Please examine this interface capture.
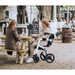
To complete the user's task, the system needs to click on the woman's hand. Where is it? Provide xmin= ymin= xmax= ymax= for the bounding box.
xmin=30 ymin=34 xmax=35 ymax=38
xmin=33 ymin=40 xmax=38 ymax=43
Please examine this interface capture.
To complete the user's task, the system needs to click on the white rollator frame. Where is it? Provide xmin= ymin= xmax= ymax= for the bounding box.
xmin=33 ymin=33 xmax=55 ymax=63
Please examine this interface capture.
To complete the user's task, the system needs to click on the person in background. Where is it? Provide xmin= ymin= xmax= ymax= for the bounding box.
xmin=56 ymin=17 xmax=58 ymax=22
xmin=5 ymin=20 xmax=23 ymax=64
xmin=69 ymin=18 xmax=72 ymax=23
xmin=60 ymin=18 xmax=62 ymax=22
xmin=72 ymin=17 xmax=74 ymax=21
xmin=52 ymin=20 xmax=54 ymax=23
xmin=58 ymin=18 xmax=63 ymax=28
xmin=62 ymin=18 xmax=66 ymax=26
xmin=63 ymin=19 xmax=66 ymax=23
xmin=66 ymin=20 xmax=73 ymax=28
xmin=71 ymin=19 xmax=74 ymax=25
xmin=74 ymin=18 xmax=75 ymax=26
xmin=26 ymin=19 xmax=51 ymax=63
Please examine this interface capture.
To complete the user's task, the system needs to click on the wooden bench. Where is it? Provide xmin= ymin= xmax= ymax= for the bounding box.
xmin=0 ymin=44 xmax=29 ymax=64
xmin=0 ymin=35 xmax=32 ymax=64
xmin=0 ymin=44 xmax=5 ymax=47
xmin=0 ymin=44 xmax=28 ymax=47
xmin=0 ymin=48 xmax=28 ymax=64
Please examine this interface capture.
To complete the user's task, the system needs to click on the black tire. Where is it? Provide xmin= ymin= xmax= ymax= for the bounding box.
xmin=33 ymin=55 xmax=36 ymax=60
xmin=35 ymin=56 xmax=39 ymax=63
xmin=40 ymin=52 xmax=46 ymax=61
xmin=45 ymin=53 xmax=55 ymax=63
xmin=33 ymin=55 xmax=39 ymax=63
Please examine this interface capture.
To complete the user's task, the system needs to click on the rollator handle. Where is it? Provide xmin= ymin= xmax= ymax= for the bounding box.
xmin=44 ymin=32 xmax=51 ymax=35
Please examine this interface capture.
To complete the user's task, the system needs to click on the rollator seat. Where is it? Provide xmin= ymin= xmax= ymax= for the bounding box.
xmin=34 ymin=46 xmax=44 ymax=50
xmin=42 ymin=33 xmax=54 ymax=47
xmin=34 ymin=33 xmax=54 ymax=50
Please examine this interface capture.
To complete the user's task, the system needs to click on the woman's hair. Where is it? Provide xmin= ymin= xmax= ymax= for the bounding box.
xmin=41 ymin=19 xmax=50 ymax=27
xmin=7 ymin=20 xmax=16 ymax=29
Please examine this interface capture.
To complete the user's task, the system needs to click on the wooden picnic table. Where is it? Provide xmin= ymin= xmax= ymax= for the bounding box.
xmin=0 ymin=35 xmax=32 ymax=49
xmin=56 ymin=28 xmax=61 ymax=32
xmin=0 ymin=35 xmax=32 ymax=64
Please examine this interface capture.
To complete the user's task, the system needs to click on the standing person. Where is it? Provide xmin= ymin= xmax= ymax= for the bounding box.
xmin=5 ymin=20 xmax=22 ymax=63
xmin=62 ymin=18 xmax=66 ymax=26
xmin=71 ymin=19 xmax=74 ymax=26
xmin=26 ymin=19 xmax=51 ymax=63
xmin=57 ymin=18 xmax=63 ymax=28
xmin=63 ymin=19 xmax=66 ymax=23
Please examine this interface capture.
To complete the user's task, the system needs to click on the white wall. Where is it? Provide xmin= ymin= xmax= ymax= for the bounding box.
xmin=26 ymin=6 xmax=38 ymax=23
xmin=6 ymin=6 xmax=38 ymax=23
xmin=6 ymin=5 xmax=17 ymax=22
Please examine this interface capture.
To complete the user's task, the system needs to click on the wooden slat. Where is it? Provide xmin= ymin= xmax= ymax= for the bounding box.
xmin=18 ymin=49 xmax=28 ymax=53
xmin=0 ymin=49 xmax=28 ymax=53
xmin=0 ymin=36 xmax=32 ymax=40
xmin=0 ymin=44 xmax=28 ymax=47
xmin=0 ymin=44 xmax=5 ymax=47
xmin=0 ymin=49 xmax=14 ymax=51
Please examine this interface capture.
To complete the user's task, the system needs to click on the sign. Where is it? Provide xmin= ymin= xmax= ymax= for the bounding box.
xmin=33 ymin=21 xmax=39 ymax=34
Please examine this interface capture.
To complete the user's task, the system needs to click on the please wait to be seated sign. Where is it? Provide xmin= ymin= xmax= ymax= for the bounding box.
xmin=33 ymin=21 xmax=39 ymax=34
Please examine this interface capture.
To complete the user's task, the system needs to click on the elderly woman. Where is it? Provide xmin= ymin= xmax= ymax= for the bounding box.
xmin=5 ymin=20 xmax=22 ymax=63
xmin=26 ymin=19 xmax=51 ymax=63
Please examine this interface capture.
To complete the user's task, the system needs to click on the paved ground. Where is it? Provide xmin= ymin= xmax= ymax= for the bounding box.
xmin=0 ymin=40 xmax=75 ymax=69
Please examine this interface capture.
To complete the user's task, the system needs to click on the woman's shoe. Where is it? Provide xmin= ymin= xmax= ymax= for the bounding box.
xmin=26 ymin=58 xmax=33 ymax=63
xmin=25 ymin=56 xmax=30 ymax=61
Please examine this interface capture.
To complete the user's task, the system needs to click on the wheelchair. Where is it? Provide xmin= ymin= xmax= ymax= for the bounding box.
xmin=32 ymin=32 xmax=55 ymax=63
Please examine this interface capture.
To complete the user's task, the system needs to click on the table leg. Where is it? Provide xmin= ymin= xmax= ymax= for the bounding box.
xmin=28 ymin=39 xmax=32 ymax=56
xmin=28 ymin=41 xmax=30 ymax=56
xmin=5 ymin=22 xmax=7 ymax=34
xmin=20 ymin=55 xmax=23 ymax=64
xmin=22 ymin=40 xmax=26 ymax=50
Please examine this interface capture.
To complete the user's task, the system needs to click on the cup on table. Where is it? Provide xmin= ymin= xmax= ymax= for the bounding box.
xmin=20 ymin=34 xmax=23 ymax=38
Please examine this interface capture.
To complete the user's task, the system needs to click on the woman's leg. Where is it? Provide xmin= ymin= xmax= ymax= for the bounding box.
xmin=28 ymin=41 xmax=33 ymax=56
xmin=26 ymin=42 xmax=37 ymax=63
xmin=29 ymin=42 xmax=37 ymax=58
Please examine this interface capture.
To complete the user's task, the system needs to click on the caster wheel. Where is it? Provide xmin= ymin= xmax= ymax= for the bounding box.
xmin=40 ymin=52 xmax=46 ymax=61
xmin=33 ymin=55 xmax=39 ymax=63
xmin=45 ymin=53 xmax=55 ymax=63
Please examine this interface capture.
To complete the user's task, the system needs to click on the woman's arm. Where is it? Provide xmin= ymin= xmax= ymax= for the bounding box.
xmin=30 ymin=29 xmax=43 ymax=38
xmin=13 ymin=30 xmax=22 ymax=41
xmin=34 ymin=29 xmax=43 ymax=38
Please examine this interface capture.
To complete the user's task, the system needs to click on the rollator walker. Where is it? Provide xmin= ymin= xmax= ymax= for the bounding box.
xmin=32 ymin=32 xmax=55 ymax=63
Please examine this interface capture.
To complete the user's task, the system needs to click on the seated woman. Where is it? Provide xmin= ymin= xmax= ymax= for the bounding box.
xmin=26 ymin=19 xmax=51 ymax=63
xmin=5 ymin=20 xmax=22 ymax=63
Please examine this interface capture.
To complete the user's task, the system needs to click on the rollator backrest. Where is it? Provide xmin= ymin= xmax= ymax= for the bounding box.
xmin=44 ymin=32 xmax=54 ymax=47
xmin=47 ymin=34 xmax=54 ymax=46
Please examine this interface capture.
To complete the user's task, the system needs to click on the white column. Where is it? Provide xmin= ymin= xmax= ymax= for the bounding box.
xmin=53 ymin=5 xmax=57 ymax=34
xmin=30 ymin=5 xmax=32 ymax=24
xmin=26 ymin=24 xmax=28 ymax=36
xmin=53 ymin=5 xmax=56 ymax=22
xmin=67 ymin=5 xmax=69 ymax=25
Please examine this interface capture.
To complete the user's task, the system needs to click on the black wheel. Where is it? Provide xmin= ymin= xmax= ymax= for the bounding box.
xmin=33 ymin=55 xmax=39 ymax=63
xmin=40 ymin=52 xmax=46 ymax=61
xmin=33 ymin=55 xmax=36 ymax=60
xmin=45 ymin=53 xmax=55 ymax=63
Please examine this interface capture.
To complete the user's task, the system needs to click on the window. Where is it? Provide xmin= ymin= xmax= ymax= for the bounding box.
xmin=5 ymin=11 xmax=9 ymax=18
